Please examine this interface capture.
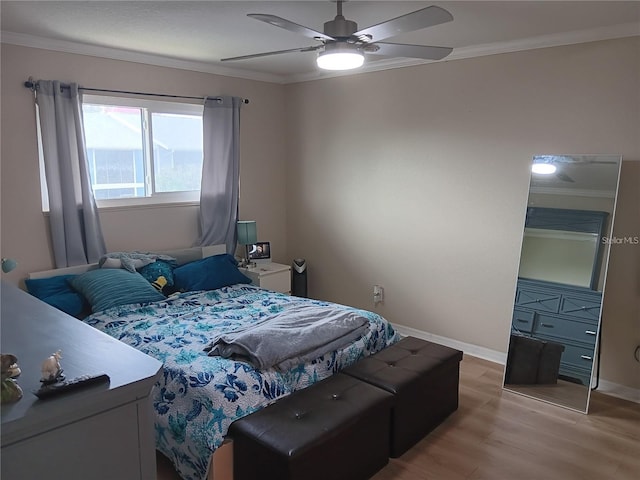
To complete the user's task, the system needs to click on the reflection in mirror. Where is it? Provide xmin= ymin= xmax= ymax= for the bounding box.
xmin=520 ymin=228 xmax=599 ymax=287
xmin=503 ymin=154 xmax=622 ymax=413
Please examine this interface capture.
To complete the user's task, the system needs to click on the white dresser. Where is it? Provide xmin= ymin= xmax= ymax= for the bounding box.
xmin=1 ymin=282 xmax=162 ymax=479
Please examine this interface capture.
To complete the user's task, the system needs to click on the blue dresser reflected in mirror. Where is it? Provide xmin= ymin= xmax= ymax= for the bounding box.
xmin=511 ymin=279 xmax=601 ymax=386
xmin=511 ymin=207 xmax=607 ymax=386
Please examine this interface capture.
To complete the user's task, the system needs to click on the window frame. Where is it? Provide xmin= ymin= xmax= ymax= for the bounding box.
xmin=81 ymin=94 xmax=204 ymax=209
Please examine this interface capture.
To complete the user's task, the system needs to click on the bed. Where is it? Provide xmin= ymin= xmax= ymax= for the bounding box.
xmin=27 ymin=246 xmax=399 ymax=480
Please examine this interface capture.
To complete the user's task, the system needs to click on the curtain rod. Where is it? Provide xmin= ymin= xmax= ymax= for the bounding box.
xmin=23 ymin=78 xmax=249 ymax=104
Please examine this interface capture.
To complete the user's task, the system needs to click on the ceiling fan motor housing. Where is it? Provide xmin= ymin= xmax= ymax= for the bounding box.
xmin=324 ymin=16 xmax=358 ymax=38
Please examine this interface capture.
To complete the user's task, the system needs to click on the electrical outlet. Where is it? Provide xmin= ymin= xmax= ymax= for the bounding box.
xmin=373 ymin=285 xmax=384 ymax=305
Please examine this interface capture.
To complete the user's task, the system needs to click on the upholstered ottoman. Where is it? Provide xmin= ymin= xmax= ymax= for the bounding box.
xmin=229 ymin=373 xmax=393 ymax=480
xmin=343 ymin=336 xmax=463 ymax=457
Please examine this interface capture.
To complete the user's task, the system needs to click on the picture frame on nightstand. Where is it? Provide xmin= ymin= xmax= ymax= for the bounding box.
xmin=248 ymin=242 xmax=271 ymax=264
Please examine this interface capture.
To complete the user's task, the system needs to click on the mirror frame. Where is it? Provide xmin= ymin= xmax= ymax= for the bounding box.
xmin=503 ymin=154 xmax=622 ymax=413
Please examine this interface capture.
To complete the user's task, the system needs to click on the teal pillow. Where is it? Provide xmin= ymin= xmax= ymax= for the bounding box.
xmin=139 ymin=260 xmax=175 ymax=291
xmin=70 ymin=269 xmax=165 ymax=312
xmin=25 ymin=274 xmax=89 ymax=317
xmin=173 ymin=254 xmax=251 ymax=292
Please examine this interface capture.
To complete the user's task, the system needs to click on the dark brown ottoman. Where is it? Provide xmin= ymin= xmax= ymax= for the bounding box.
xmin=343 ymin=336 xmax=463 ymax=457
xmin=229 ymin=373 xmax=393 ymax=480
xmin=505 ymin=334 xmax=565 ymax=385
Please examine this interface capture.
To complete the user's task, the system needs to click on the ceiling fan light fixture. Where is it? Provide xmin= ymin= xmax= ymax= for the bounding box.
xmin=317 ymin=43 xmax=364 ymax=70
xmin=532 ymin=163 xmax=557 ymax=175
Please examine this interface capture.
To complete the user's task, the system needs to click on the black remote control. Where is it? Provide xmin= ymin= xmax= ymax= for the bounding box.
xmin=34 ymin=373 xmax=110 ymax=399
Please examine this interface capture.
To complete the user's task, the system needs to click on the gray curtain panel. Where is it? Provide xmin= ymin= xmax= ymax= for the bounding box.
xmin=195 ymin=96 xmax=243 ymax=253
xmin=36 ymin=80 xmax=106 ymax=267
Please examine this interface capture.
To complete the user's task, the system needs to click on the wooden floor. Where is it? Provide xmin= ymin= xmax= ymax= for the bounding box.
xmin=157 ymin=355 xmax=640 ymax=480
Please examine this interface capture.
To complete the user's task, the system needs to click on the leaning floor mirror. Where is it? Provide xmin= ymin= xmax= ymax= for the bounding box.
xmin=503 ymin=154 xmax=622 ymax=413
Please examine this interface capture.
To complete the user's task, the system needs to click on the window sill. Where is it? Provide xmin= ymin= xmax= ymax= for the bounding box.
xmin=96 ymin=200 xmax=200 ymax=212
xmin=42 ymin=199 xmax=199 ymax=215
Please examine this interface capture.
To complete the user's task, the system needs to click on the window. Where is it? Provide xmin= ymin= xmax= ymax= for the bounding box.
xmin=81 ymin=95 xmax=203 ymax=207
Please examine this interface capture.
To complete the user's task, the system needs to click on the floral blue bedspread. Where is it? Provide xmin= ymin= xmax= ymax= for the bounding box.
xmin=83 ymin=284 xmax=398 ymax=480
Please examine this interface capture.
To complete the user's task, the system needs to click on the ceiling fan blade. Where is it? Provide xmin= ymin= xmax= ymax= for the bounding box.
xmin=354 ymin=5 xmax=453 ymax=43
xmin=221 ymin=45 xmax=322 ymax=62
xmin=368 ymin=42 xmax=453 ymax=61
xmin=248 ymin=13 xmax=334 ymax=41
xmin=555 ymin=171 xmax=575 ymax=183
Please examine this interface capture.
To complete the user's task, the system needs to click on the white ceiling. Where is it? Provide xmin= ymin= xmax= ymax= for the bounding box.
xmin=529 ymin=156 xmax=622 ymax=198
xmin=2 ymin=1 xmax=639 ymax=83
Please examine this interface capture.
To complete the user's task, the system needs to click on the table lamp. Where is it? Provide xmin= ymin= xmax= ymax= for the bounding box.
xmin=237 ymin=221 xmax=257 ymax=268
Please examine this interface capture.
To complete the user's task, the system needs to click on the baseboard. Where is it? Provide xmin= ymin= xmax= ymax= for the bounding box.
xmin=391 ymin=322 xmax=640 ymax=404
xmin=595 ymin=379 xmax=640 ymax=404
xmin=391 ymin=323 xmax=507 ymax=365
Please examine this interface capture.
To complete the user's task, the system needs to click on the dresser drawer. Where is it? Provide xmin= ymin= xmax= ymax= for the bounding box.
xmin=240 ymin=263 xmax=292 ymax=294
xmin=558 ymin=362 xmax=592 ymax=386
xmin=515 ymin=288 xmax=560 ymax=313
xmin=559 ymin=294 xmax=602 ymax=321
xmin=560 ymin=343 xmax=596 ymax=370
xmin=534 ymin=334 xmax=596 ymax=385
xmin=533 ymin=314 xmax=598 ymax=345
xmin=259 ymin=271 xmax=291 ymax=293
xmin=511 ymin=309 xmax=534 ymax=333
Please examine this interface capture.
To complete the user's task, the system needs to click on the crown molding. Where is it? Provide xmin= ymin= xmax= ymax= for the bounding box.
xmin=529 ymin=186 xmax=616 ymax=199
xmin=287 ymin=21 xmax=640 ymax=83
xmin=0 ymin=31 xmax=288 ymax=84
xmin=2 ymin=22 xmax=639 ymax=85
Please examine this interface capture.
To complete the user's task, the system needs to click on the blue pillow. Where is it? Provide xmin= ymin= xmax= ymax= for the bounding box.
xmin=173 ymin=254 xmax=251 ymax=292
xmin=69 ymin=269 xmax=165 ymax=313
xmin=25 ymin=275 xmax=88 ymax=317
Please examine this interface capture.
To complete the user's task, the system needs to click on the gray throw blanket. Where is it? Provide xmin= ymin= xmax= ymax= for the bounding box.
xmin=204 ymin=304 xmax=369 ymax=370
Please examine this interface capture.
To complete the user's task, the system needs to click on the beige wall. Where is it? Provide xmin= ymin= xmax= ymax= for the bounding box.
xmin=1 ymin=38 xmax=638 ymax=392
xmin=603 ymin=161 xmax=640 ymax=388
xmin=1 ymin=44 xmax=288 ymax=278
xmin=285 ymin=37 xmax=640 ymax=390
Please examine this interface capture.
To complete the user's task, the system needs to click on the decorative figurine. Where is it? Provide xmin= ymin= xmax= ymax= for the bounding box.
xmin=1 ymin=353 xmax=23 ymax=404
xmin=41 ymin=350 xmax=64 ymax=384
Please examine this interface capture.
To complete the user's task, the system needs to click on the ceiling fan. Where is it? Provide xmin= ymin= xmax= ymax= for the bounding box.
xmin=221 ymin=1 xmax=454 ymax=71
xmin=532 ymin=155 xmax=617 ymax=183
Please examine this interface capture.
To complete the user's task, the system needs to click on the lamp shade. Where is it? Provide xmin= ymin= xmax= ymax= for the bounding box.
xmin=1 ymin=258 xmax=17 ymax=273
xmin=237 ymin=221 xmax=257 ymax=245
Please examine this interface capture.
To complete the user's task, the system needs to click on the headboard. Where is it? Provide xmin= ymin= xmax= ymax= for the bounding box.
xmin=28 ymin=245 xmax=226 ymax=279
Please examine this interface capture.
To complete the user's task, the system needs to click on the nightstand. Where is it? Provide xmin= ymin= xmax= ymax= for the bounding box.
xmin=240 ymin=262 xmax=291 ymax=294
